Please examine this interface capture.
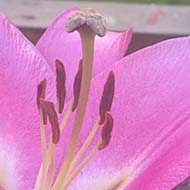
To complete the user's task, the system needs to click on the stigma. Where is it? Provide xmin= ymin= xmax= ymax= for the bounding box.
xmin=35 ymin=8 xmax=115 ymax=190
xmin=65 ymin=8 xmax=107 ymax=37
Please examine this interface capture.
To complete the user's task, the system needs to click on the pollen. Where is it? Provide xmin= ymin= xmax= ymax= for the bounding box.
xmin=40 ymin=99 xmax=60 ymax=144
xmin=72 ymin=59 xmax=83 ymax=112
xmin=99 ymin=71 xmax=115 ymax=125
xmin=55 ymin=59 xmax=66 ymax=114
xmin=98 ymin=112 xmax=114 ymax=150
xmin=37 ymin=78 xmax=47 ymax=124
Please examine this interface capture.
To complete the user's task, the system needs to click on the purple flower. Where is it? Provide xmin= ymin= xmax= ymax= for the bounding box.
xmin=0 ymin=7 xmax=190 ymax=190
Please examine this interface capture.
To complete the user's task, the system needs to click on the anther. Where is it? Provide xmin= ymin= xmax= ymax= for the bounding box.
xmin=55 ymin=59 xmax=66 ymax=114
xmin=37 ymin=79 xmax=47 ymax=124
xmin=98 ymin=112 xmax=113 ymax=150
xmin=40 ymin=99 xmax=60 ymax=144
xmin=53 ymin=9 xmax=107 ymax=189
xmin=72 ymin=59 xmax=83 ymax=112
xmin=99 ymin=71 xmax=115 ymax=125
xmin=65 ymin=8 xmax=107 ymax=37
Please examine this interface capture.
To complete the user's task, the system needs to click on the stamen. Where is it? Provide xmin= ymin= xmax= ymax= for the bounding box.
xmin=61 ymin=139 xmax=102 ymax=189
xmin=45 ymin=142 xmax=55 ymax=190
xmin=60 ymin=99 xmax=74 ymax=131
xmin=72 ymin=60 xmax=83 ymax=112
xmin=68 ymin=117 xmax=100 ymax=173
xmin=99 ymin=71 xmax=115 ymax=124
xmin=35 ymin=108 xmax=48 ymax=190
xmin=35 ymin=9 xmax=113 ymax=190
xmin=35 ymin=122 xmax=50 ymax=190
xmin=35 ymin=99 xmax=60 ymax=189
xmin=35 ymin=136 xmax=55 ymax=190
xmin=98 ymin=112 xmax=114 ymax=150
xmin=53 ymin=8 xmax=107 ymax=189
xmin=37 ymin=79 xmax=47 ymax=124
xmin=36 ymin=99 xmax=74 ymax=190
xmin=40 ymin=99 xmax=60 ymax=144
xmin=55 ymin=59 xmax=66 ymax=114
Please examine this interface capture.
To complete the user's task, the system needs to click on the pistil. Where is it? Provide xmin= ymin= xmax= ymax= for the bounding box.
xmin=53 ymin=9 xmax=107 ymax=189
xmin=35 ymin=8 xmax=117 ymax=190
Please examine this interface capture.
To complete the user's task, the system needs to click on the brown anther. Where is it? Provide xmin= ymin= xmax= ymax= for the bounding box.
xmin=37 ymin=79 xmax=47 ymax=124
xmin=40 ymin=99 xmax=60 ymax=144
xmin=98 ymin=112 xmax=113 ymax=150
xmin=55 ymin=59 xmax=66 ymax=114
xmin=99 ymin=71 xmax=115 ymax=125
xmin=72 ymin=59 xmax=83 ymax=112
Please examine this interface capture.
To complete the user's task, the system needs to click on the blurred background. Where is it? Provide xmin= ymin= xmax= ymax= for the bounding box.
xmin=0 ymin=0 xmax=189 ymax=54
xmin=69 ymin=0 xmax=190 ymax=5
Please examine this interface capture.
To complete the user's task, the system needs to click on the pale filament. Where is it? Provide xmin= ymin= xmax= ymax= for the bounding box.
xmin=68 ymin=117 xmax=100 ymax=174
xmin=61 ymin=138 xmax=102 ymax=189
xmin=35 ymin=109 xmax=48 ymax=190
xmin=53 ymin=26 xmax=96 ymax=190
xmin=45 ymin=142 xmax=55 ymax=190
xmin=36 ymin=99 xmax=73 ymax=190
xmin=35 ymin=9 xmax=113 ymax=190
xmin=36 ymin=100 xmax=102 ymax=190
xmin=60 ymin=99 xmax=74 ymax=131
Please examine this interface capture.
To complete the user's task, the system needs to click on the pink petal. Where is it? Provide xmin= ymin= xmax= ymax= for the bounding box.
xmin=66 ymin=37 xmax=190 ymax=190
xmin=0 ymin=14 xmax=55 ymax=190
xmin=36 ymin=7 xmax=133 ymax=100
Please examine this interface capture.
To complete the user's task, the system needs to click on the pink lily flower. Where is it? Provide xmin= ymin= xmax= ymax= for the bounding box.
xmin=0 ymin=6 xmax=190 ymax=190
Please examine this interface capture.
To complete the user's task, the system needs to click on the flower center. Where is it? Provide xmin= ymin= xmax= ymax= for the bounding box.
xmin=35 ymin=9 xmax=115 ymax=190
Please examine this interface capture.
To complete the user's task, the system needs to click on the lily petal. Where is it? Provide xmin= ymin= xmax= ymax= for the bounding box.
xmin=36 ymin=7 xmax=133 ymax=100
xmin=0 ymin=14 xmax=55 ymax=190
xmin=67 ymin=37 xmax=190 ymax=190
